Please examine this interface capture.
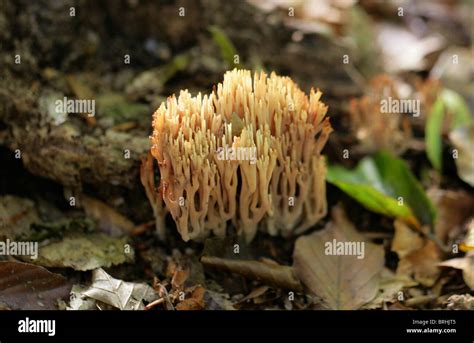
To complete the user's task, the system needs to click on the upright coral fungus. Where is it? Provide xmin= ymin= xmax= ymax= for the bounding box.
xmin=142 ymin=69 xmax=332 ymax=242
xmin=349 ymin=75 xmax=413 ymax=155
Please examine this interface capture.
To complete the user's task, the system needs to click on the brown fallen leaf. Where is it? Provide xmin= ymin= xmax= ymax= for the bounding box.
xmin=143 ymin=251 xmax=208 ymax=310
xmin=396 ymin=240 xmax=442 ymax=287
xmin=362 ymin=268 xmax=408 ymax=309
xmin=391 ymin=218 xmax=444 ymax=287
xmin=166 ymin=250 xmax=205 ymax=288
xmin=235 ymin=285 xmax=270 ymax=307
xmin=427 ymin=189 xmax=474 ymax=244
xmin=81 ymin=268 xmax=158 ymax=310
xmin=0 ymin=261 xmax=71 ymax=310
xmin=200 ymin=256 xmax=303 ymax=292
xmin=175 ymin=286 xmax=206 ymax=310
xmin=439 ymin=252 xmax=474 ymax=291
xmin=293 ymin=205 xmax=385 ymax=310
xmin=81 ymin=195 xmax=135 ymax=236
xmin=391 ymin=219 xmax=424 ymax=259
xmin=171 ymin=267 xmax=190 ymax=290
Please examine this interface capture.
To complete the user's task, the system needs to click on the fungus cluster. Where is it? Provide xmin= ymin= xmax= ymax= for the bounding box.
xmin=142 ymin=69 xmax=332 ymax=242
xmin=349 ymin=75 xmax=413 ymax=155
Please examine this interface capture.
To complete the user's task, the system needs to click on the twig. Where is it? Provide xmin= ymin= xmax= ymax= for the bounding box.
xmin=200 ymin=256 xmax=303 ymax=292
xmin=145 ymin=297 xmax=165 ymax=310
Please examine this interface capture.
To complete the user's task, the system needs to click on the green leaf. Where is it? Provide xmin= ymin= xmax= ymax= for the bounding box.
xmin=425 ymin=89 xmax=472 ymax=171
xmin=441 ymin=89 xmax=472 ymax=129
xmin=208 ymin=25 xmax=239 ymax=67
xmin=425 ymin=97 xmax=444 ymax=171
xmin=327 ymin=151 xmax=436 ymax=227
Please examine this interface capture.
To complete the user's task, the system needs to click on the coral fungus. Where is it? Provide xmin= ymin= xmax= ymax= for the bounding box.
xmin=349 ymin=75 xmax=413 ymax=155
xmin=142 ymin=69 xmax=332 ymax=242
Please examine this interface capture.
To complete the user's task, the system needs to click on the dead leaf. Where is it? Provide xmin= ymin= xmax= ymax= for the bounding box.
xmin=81 ymin=268 xmax=158 ymax=310
xmin=0 ymin=261 xmax=71 ymax=310
xmin=396 ymin=240 xmax=442 ymax=287
xmin=34 ymin=233 xmax=134 ymax=271
xmin=81 ymin=195 xmax=135 ymax=236
xmin=166 ymin=250 xmax=205 ymax=288
xmin=293 ymin=206 xmax=385 ymax=309
xmin=376 ymin=23 xmax=444 ymax=73
xmin=449 ymin=123 xmax=474 ymax=187
xmin=428 ymin=189 xmax=474 ymax=244
xmin=204 ymin=290 xmax=236 ymax=310
xmin=392 ymin=218 xmax=444 ymax=287
xmin=67 ymin=285 xmax=97 ymax=310
xmin=171 ymin=268 xmax=190 ymax=290
xmin=439 ymin=253 xmax=474 ymax=290
xmin=444 ymin=294 xmax=474 ymax=310
xmin=362 ymin=268 xmax=408 ymax=309
xmin=235 ymin=286 xmax=270 ymax=306
xmin=391 ymin=219 xmax=424 ymax=259
xmin=175 ymin=286 xmax=206 ymax=310
xmin=200 ymin=256 xmax=303 ymax=292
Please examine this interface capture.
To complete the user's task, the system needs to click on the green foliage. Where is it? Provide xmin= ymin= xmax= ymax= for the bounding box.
xmin=97 ymin=92 xmax=149 ymax=123
xmin=442 ymin=89 xmax=472 ymax=129
xmin=208 ymin=25 xmax=240 ymax=67
xmin=346 ymin=5 xmax=381 ymax=77
xmin=425 ymin=97 xmax=444 ymax=171
xmin=327 ymin=151 xmax=436 ymax=227
xmin=425 ymin=89 xmax=473 ymax=171
xmin=162 ymin=53 xmax=189 ymax=81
